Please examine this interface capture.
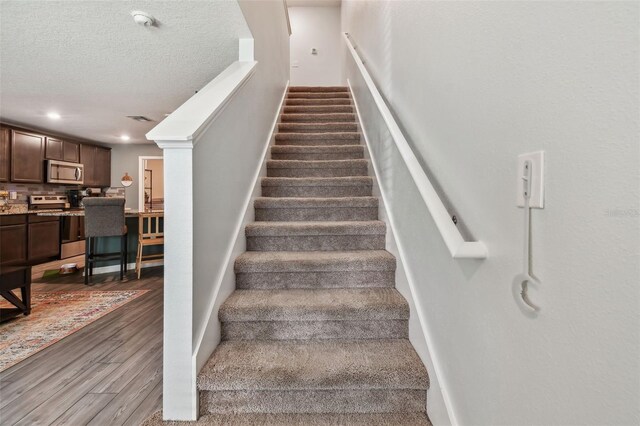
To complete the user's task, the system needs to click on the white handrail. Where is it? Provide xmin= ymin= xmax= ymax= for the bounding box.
xmin=344 ymin=33 xmax=487 ymax=259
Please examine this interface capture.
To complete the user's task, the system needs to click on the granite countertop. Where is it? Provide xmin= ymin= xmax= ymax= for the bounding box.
xmin=0 ymin=205 xmax=65 ymax=216
xmin=35 ymin=209 xmax=164 ymax=217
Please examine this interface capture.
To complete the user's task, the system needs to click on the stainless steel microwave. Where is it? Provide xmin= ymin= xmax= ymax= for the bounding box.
xmin=47 ymin=159 xmax=84 ymax=185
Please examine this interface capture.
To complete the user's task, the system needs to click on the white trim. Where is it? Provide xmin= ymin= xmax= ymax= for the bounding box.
xmin=343 ymin=33 xmax=487 ymax=260
xmin=88 ymin=260 xmax=163 ymax=276
xmin=138 ymin=156 xmax=163 ymax=212
xmin=349 ymin=79 xmax=458 ymax=426
xmin=192 ymin=81 xmax=290 ymax=371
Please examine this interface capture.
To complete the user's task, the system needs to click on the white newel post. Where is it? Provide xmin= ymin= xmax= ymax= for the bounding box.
xmin=154 ymin=140 xmax=198 ymax=420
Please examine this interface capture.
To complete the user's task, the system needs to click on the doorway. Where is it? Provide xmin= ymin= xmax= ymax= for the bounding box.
xmin=138 ymin=156 xmax=163 ymax=212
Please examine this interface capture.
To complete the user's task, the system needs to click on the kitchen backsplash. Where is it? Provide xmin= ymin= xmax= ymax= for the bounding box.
xmin=0 ymin=183 xmax=73 ymax=204
xmin=0 ymin=183 xmax=125 ymax=204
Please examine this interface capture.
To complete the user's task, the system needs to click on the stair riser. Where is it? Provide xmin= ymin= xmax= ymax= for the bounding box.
xmin=278 ymin=124 xmax=358 ymax=133
xmin=281 ymin=115 xmax=356 ymax=123
xmin=288 ymin=93 xmax=350 ymax=99
xmin=275 ymin=139 xmax=360 ymax=146
xmin=289 ymin=87 xmax=349 ymax=93
xmin=261 ymin=185 xmax=372 ymax=198
xmin=283 ymin=106 xmax=354 ymax=114
xmin=255 ymin=207 xmax=377 ymax=221
xmin=236 ymin=271 xmax=395 ymax=289
xmin=271 ymin=151 xmax=363 ymax=160
xmin=200 ymin=389 xmax=426 ymax=415
xmin=247 ymin=235 xmax=385 ymax=251
xmin=222 ymin=320 xmax=408 ymax=341
xmin=285 ymin=99 xmax=352 ymax=106
xmin=267 ymin=167 xmax=368 ymax=178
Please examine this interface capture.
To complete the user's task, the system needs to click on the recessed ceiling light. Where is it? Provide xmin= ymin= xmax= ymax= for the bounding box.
xmin=120 ymin=135 xmax=131 ymax=141
xmin=47 ymin=112 xmax=61 ymax=120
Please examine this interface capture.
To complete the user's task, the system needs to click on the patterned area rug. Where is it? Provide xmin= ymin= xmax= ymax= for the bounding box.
xmin=0 ymin=290 xmax=148 ymax=372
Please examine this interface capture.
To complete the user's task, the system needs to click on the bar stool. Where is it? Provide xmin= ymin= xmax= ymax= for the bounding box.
xmin=83 ymin=198 xmax=128 ymax=285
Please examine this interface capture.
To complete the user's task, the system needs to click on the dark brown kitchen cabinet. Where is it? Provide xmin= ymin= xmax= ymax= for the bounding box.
xmin=0 ymin=215 xmax=28 ymax=266
xmin=46 ymin=138 xmax=80 ymax=163
xmin=28 ymin=216 xmax=60 ymax=262
xmin=80 ymin=143 xmax=96 ymax=186
xmin=11 ymin=130 xmax=45 ymax=183
xmin=0 ymin=127 xmax=9 ymax=182
xmin=63 ymin=141 xmax=79 ymax=163
xmin=80 ymin=144 xmax=111 ymax=187
xmin=45 ymin=137 xmax=64 ymax=160
xmin=95 ymin=147 xmax=111 ymax=187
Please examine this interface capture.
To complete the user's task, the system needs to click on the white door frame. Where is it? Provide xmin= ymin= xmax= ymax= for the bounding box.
xmin=138 ymin=156 xmax=163 ymax=211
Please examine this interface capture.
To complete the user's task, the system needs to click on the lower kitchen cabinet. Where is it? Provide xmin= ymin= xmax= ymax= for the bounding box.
xmin=28 ymin=216 xmax=60 ymax=262
xmin=0 ymin=216 xmax=28 ymax=265
xmin=0 ymin=215 xmax=60 ymax=265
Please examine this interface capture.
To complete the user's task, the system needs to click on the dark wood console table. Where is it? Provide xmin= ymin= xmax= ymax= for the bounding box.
xmin=0 ymin=265 xmax=31 ymax=323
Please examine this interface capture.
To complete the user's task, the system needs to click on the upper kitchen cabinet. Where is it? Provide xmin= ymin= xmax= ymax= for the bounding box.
xmin=46 ymin=137 xmax=80 ymax=163
xmin=11 ymin=130 xmax=45 ymax=183
xmin=63 ymin=141 xmax=80 ymax=163
xmin=80 ymin=144 xmax=111 ymax=187
xmin=45 ymin=137 xmax=63 ymax=160
xmin=0 ymin=127 xmax=9 ymax=182
xmin=95 ymin=146 xmax=111 ymax=187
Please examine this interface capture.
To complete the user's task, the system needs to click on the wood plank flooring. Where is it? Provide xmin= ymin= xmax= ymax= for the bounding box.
xmin=0 ymin=268 xmax=163 ymax=426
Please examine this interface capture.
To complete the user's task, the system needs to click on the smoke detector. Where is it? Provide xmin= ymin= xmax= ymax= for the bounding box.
xmin=131 ymin=11 xmax=155 ymax=27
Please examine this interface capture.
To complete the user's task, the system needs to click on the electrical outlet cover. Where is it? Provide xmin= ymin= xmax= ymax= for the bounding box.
xmin=517 ymin=151 xmax=545 ymax=208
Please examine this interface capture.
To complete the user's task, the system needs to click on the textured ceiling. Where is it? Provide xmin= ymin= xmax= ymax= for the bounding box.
xmin=0 ymin=1 xmax=251 ymax=144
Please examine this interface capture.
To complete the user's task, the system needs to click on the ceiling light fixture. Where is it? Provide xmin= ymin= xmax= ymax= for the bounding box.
xmin=131 ymin=11 xmax=155 ymax=27
xmin=120 ymin=135 xmax=131 ymax=141
xmin=47 ymin=112 xmax=61 ymax=120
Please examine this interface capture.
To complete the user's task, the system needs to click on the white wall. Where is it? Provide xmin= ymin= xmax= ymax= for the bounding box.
xmin=289 ymin=6 xmax=343 ymax=86
xmin=342 ymin=2 xmax=640 ymax=426
xmin=191 ymin=0 xmax=290 ymax=371
xmin=109 ymin=143 xmax=163 ymax=209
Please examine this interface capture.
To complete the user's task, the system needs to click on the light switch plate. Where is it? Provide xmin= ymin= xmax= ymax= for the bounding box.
xmin=517 ymin=151 xmax=545 ymax=208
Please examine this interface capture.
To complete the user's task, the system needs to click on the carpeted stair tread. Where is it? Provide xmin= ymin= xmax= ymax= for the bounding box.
xmin=287 ymin=92 xmax=350 ymax=99
xmin=142 ymin=411 xmax=431 ymax=426
xmin=289 ymin=86 xmax=349 ymax=92
xmin=267 ymin=159 xmax=368 ymax=169
xmin=276 ymin=132 xmax=360 ymax=141
xmin=197 ymin=339 xmax=428 ymax=391
xmin=283 ymin=105 xmax=354 ymax=114
xmin=281 ymin=113 xmax=356 ymax=122
xmin=262 ymin=176 xmax=372 ymax=187
xmin=285 ymin=98 xmax=352 ymax=106
xmin=220 ymin=288 xmax=408 ymax=322
xmin=255 ymin=197 xmax=377 ymax=209
xmin=271 ymin=145 xmax=364 ymax=160
xmin=235 ymin=250 xmax=395 ymax=273
xmin=261 ymin=177 xmax=373 ymax=198
xmin=278 ymin=122 xmax=358 ymax=133
xmin=246 ymin=221 xmax=385 ymax=236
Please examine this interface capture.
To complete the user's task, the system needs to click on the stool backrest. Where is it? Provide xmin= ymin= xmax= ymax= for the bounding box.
xmin=83 ymin=197 xmax=126 ymax=237
xmin=139 ymin=212 xmax=164 ymax=241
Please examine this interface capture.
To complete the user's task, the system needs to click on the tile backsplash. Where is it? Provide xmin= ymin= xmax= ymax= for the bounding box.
xmin=0 ymin=183 xmax=73 ymax=204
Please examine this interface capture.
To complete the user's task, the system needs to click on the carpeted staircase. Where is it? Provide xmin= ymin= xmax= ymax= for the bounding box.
xmin=147 ymin=87 xmax=430 ymax=425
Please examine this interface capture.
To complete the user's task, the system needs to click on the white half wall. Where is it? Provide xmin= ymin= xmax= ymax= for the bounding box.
xmin=289 ymin=6 xmax=343 ymax=86
xmin=191 ymin=0 xmax=290 ymax=375
xmin=343 ymin=1 xmax=640 ymax=425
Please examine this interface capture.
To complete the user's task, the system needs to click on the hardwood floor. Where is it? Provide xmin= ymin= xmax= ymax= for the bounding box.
xmin=0 ymin=267 xmax=164 ymax=426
